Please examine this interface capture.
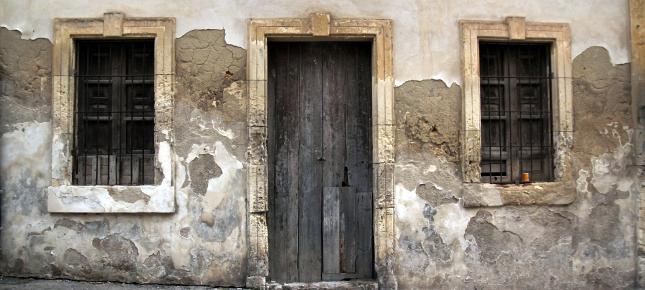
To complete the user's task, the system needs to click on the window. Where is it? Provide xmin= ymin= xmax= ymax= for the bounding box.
xmin=48 ymin=13 xmax=176 ymax=213
xmin=459 ymin=17 xmax=575 ymax=207
xmin=479 ymin=42 xmax=553 ymax=183
xmin=74 ymin=40 xmax=155 ymax=185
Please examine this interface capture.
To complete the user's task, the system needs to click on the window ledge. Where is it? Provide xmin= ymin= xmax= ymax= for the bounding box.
xmin=461 ymin=181 xmax=576 ymax=207
xmin=47 ymin=184 xmax=175 ymax=213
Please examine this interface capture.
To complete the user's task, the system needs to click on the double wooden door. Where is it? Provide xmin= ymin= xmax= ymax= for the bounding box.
xmin=267 ymin=41 xmax=373 ymax=283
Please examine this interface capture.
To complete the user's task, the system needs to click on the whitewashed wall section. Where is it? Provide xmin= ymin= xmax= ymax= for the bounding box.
xmin=0 ymin=0 xmax=630 ymax=85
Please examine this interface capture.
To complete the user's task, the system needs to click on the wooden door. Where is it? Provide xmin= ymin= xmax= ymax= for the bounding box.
xmin=267 ymin=41 xmax=373 ymax=283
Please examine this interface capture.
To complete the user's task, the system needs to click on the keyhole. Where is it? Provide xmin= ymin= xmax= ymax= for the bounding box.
xmin=342 ymin=166 xmax=349 ymax=187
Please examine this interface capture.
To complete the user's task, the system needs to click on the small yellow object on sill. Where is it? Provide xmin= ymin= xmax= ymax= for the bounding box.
xmin=521 ymin=172 xmax=530 ymax=184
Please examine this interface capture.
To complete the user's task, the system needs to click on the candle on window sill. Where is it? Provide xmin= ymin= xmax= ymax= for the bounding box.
xmin=521 ymin=172 xmax=530 ymax=184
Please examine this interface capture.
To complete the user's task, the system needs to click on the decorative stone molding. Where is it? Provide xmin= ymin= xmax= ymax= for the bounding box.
xmin=631 ymin=1 xmax=645 ymax=286
xmin=631 ymin=0 xmax=645 ymax=166
xmin=459 ymin=17 xmax=575 ymax=206
xmin=47 ymin=12 xmax=176 ymax=213
xmin=246 ymin=12 xmax=396 ymax=289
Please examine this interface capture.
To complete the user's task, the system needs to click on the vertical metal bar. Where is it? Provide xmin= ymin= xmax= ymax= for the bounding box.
xmin=117 ymin=46 xmax=125 ymax=184
xmin=140 ymin=76 xmax=144 ymax=184
xmin=141 ymin=43 xmax=145 ymax=184
xmin=540 ymin=46 xmax=545 ymax=179
xmin=128 ymin=43 xmax=134 ymax=185
xmin=486 ymin=47 xmax=490 ymax=182
xmin=506 ymin=45 xmax=512 ymax=183
xmin=497 ymin=45 xmax=503 ymax=183
xmin=516 ymin=45 xmax=522 ymax=183
xmin=117 ymin=42 xmax=122 ymax=185
xmin=73 ymin=44 xmax=77 ymax=185
xmin=529 ymin=47 xmax=541 ymax=178
xmin=484 ymin=45 xmax=490 ymax=182
xmin=140 ymin=42 xmax=145 ymax=184
xmin=83 ymin=43 xmax=90 ymax=185
xmin=486 ymin=47 xmax=493 ymax=183
xmin=107 ymin=42 xmax=112 ymax=185
xmin=94 ymin=42 xmax=101 ymax=185
xmin=480 ymin=44 xmax=485 ymax=182
xmin=546 ymin=44 xmax=554 ymax=181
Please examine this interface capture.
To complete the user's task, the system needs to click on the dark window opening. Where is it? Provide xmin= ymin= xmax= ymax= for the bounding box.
xmin=479 ymin=42 xmax=553 ymax=184
xmin=73 ymin=39 xmax=155 ymax=185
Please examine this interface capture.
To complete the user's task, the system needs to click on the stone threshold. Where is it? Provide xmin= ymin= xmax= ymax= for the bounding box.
xmin=266 ymin=280 xmax=378 ymax=290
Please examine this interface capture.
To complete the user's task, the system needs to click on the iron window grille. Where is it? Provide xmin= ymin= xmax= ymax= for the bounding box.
xmin=479 ymin=42 xmax=554 ymax=184
xmin=73 ymin=39 xmax=155 ymax=185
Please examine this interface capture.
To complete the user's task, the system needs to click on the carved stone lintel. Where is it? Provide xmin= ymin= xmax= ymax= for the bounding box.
xmin=506 ymin=16 xmax=526 ymax=40
xmin=311 ymin=12 xmax=331 ymax=36
xmin=103 ymin=12 xmax=124 ymax=37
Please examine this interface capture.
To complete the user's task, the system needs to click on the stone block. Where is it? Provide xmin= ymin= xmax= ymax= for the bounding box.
xmin=103 ymin=12 xmax=124 ymax=37
xmin=506 ymin=16 xmax=526 ymax=40
xmin=248 ymin=164 xmax=268 ymax=213
xmin=311 ymin=12 xmax=331 ymax=36
xmin=248 ymin=126 xmax=267 ymax=166
xmin=375 ymin=162 xmax=394 ymax=208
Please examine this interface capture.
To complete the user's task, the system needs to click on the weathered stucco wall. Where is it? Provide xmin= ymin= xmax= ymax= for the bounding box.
xmin=394 ymin=47 xmax=640 ymax=289
xmin=0 ymin=27 xmax=249 ymax=287
xmin=0 ymin=1 xmax=642 ymax=289
xmin=0 ymin=0 xmax=630 ymax=85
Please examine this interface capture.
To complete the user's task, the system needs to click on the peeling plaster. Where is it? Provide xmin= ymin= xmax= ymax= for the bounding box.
xmin=0 ymin=0 xmax=630 ymax=85
xmin=1 ymin=121 xmax=52 ymax=189
xmin=392 ymin=46 xmax=639 ymax=289
xmin=433 ymin=203 xmax=476 ymax=251
xmin=186 ymin=141 xmax=244 ymax=230
xmin=0 ymin=3 xmax=640 ymax=286
xmin=46 ymin=140 xmax=176 ymax=213
xmin=1 ymin=27 xmax=248 ymax=286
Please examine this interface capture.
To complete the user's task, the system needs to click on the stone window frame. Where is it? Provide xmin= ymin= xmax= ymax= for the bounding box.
xmin=47 ymin=12 xmax=176 ymax=213
xmin=245 ymin=12 xmax=396 ymax=288
xmin=460 ymin=17 xmax=576 ymax=207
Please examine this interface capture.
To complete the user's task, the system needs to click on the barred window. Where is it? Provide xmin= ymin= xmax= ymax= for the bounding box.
xmin=73 ymin=39 xmax=155 ymax=185
xmin=479 ymin=42 xmax=553 ymax=184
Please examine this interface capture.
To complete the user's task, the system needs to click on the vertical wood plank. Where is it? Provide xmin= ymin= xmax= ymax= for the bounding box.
xmin=298 ymin=42 xmax=323 ymax=282
xmin=267 ymin=42 xmax=280 ymax=282
xmin=132 ymin=156 xmax=140 ymax=185
xmin=345 ymin=42 xmax=373 ymax=277
xmin=323 ymin=187 xmax=340 ymax=274
xmin=338 ymin=45 xmax=357 ymax=274
xmin=356 ymin=191 xmax=374 ymax=277
xmin=268 ymin=42 xmax=301 ymax=282
xmin=284 ymin=43 xmax=301 ymax=282
xmin=340 ymin=186 xmax=357 ymax=273
xmin=109 ymin=155 xmax=117 ymax=185
xmin=322 ymin=42 xmax=346 ymax=190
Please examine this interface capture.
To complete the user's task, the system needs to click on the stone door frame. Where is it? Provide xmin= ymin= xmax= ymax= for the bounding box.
xmin=245 ymin=12 xmax=396 ymax=289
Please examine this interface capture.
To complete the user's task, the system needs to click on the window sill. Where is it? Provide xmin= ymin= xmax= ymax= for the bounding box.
xmin=47 ymin=184 xmax=175 ymax=213
xmin=461 ymin=181 xmax=576 ymax=207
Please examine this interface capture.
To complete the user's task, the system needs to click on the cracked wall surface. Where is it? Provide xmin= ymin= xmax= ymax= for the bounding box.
xmin=0 ymin=29 xmax=51 ymax=134
xmin=0 ymin=11 xmax=642 ymax=290
xmin=0 ymin=27 xmax=248 ymax=287
xmin=394 ymin=47 xmax=640 ymax=289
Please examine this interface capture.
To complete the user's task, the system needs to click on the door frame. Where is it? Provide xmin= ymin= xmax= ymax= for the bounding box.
xmin=246 ymin=12 xmax=395 ymax=289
